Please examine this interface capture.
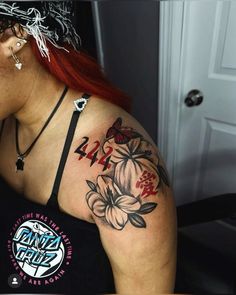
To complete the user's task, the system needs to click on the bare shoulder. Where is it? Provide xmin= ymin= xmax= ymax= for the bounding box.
xmin=61 ymin=96 xmax=175 ymax=224
xmin=76 ymin=95 xmax=156 ymax=146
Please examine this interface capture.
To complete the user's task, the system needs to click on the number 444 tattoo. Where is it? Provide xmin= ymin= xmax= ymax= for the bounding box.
xmin=75 ymin=137 xmax=113 ymax=171
xmin=76 ymin=117 xmax=170 ymax=231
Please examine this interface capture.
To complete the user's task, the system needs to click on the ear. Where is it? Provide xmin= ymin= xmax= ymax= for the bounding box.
xmin=0 ymin=26 xmax=28 ymax=58
xmin=0 ymin=36 xmax=28 ymax=58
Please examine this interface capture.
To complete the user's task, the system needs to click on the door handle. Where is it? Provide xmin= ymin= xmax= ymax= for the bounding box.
xmin=185 ymin=89 xmax=204 ymax=107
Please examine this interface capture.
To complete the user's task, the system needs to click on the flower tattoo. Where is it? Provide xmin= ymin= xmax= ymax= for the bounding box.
xmin=86 ymin=175 xmax=157 ymax=230
xmin=82 ymin=118 xmax=170 ymax=230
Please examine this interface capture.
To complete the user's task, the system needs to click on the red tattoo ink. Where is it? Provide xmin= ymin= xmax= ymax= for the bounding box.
xmin=75 ymin=138 xmax=113 ymax=170
xmin=136 ymin=170 xmax=158 ymax=198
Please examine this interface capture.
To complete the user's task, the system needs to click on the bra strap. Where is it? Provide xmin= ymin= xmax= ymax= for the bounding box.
xmin=47 ymin=93 xmax=91 ymax=210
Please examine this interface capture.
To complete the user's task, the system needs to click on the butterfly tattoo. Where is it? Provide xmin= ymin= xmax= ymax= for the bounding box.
xmin=106 ymin=117 xmax=141 ymax=144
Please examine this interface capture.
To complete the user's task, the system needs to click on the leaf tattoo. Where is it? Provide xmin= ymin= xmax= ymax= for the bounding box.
xmin=128 ymin=214 xmax=146 ymax=228
xmin=157 ymin=165 xmax=170 ymax=187
xmin=86 ymin=180 xmax=97 ymax=192
xmin=137 ymin=203 xmax=158 ymax=215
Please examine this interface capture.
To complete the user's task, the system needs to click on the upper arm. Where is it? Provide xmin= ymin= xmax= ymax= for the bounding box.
xmin=79 ymin=112 xmax=177 ymax=294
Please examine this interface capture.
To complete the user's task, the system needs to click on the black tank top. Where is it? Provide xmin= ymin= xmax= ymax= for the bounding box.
xmin=0 ymin=93 xmax=115 ymax=294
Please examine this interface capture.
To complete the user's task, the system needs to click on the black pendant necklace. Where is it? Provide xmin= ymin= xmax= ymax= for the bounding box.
xmin=16 ymin=155 xmax=25 ymax=171
xmin=15 ymin=86 xmax=68 ymax=172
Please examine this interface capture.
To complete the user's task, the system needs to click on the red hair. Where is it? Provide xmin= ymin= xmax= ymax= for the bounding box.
xmin=30 ymin=39 xmax=132 ymax=112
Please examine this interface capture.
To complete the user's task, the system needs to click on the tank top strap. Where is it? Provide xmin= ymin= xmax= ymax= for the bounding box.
xmin=0 ymin=120 xmax=6 ymax=142
xmin=47 ymin=93 xmax=91 ymax=210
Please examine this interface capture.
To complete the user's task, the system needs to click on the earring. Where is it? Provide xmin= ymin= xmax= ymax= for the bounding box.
xmin=9 ymin=46 xmax=22 ymax=70
xmin=16 ymin=39 xmax=27 ymax=48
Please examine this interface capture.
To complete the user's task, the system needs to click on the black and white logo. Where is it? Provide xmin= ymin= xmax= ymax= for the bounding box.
xmin=12 ymin=220 xmax=65 ymax=278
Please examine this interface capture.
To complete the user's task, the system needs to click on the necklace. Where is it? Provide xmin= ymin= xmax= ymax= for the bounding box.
xmin=15 ymin=85 xmax=68 ymax=172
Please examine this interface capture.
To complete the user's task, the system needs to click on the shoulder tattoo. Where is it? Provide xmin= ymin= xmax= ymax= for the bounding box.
xmin=74 ymin=118 xmax=170 ymax=231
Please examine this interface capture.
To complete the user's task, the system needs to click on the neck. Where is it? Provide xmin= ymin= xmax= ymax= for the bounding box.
xmin=12 ymin=60 xmax=71 ymax=153
xmin=15 ymin=72 xmax=65 ymax=135
xmin=7 ymin=46 xmax=80 ymax=152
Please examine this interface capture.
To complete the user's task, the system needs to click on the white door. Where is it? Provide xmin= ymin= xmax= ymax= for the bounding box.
xmin=159 ymin=1 xmax=236 ymax=206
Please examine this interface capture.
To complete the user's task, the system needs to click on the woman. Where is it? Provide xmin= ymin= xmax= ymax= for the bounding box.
xmin=0 ymin=1 xmax=177 ymax=294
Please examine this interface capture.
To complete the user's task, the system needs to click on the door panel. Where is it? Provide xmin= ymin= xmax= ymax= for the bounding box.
xmin=200 ymin=119 xmax=236 ymax=197
xmin=173 ymin=1 xmax=236 ymax=205
xmin=209 ymin=1 xmax=236 ymax=79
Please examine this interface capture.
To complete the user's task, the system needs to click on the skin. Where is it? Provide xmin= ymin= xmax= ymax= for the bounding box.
xmin=0 ymin=26 xmax=177 ymax=294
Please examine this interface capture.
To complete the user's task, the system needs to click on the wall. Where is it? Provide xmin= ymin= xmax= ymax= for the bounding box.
xmin=92 ymin=1 xmax=160 ymax=143
xmin=74 ymin=2 xmax=98 ymax=59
